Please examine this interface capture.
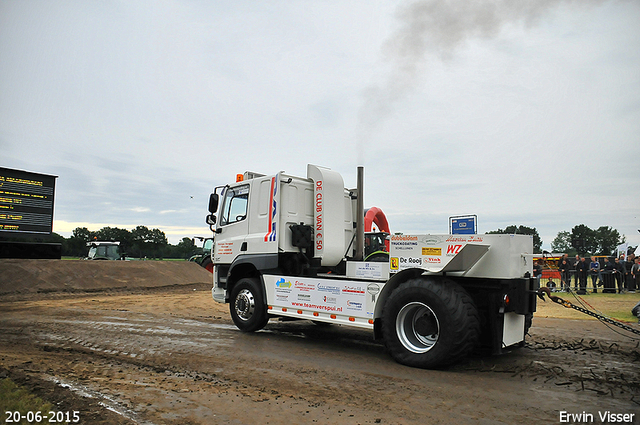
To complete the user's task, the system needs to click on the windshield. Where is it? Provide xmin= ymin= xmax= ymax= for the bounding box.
xmin=220 ymin=185 xmax=249 ymax=226
xmin=203 ymin=239 xmax=213 ymax=253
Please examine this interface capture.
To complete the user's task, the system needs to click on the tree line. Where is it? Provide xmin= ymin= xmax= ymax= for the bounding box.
xmin=487 ymin=224 xmax=631 ymax=256
xmin=550 ymin=225 xmax=629 ymax=257
xmin=2 ymin=226 xmax=201 ymax=259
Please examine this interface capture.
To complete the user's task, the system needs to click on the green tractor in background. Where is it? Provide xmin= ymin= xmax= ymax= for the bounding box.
xmin=188 ymin=236 xmax=214 ymax=273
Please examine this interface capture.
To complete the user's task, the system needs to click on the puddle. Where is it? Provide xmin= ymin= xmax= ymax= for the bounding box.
xmin=45 ymin=375 xmax=158 ymax=425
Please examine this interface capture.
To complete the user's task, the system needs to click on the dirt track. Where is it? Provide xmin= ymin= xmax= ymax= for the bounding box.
xmin=1 ymin=260 xmax=639 ymax=424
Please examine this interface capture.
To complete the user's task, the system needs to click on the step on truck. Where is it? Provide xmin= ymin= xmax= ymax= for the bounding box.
xmin=205 ymin=165 xmax=537 ymax=368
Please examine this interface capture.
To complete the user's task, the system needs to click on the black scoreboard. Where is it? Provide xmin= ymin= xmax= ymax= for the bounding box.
xmin=0 ymin=167 xmax=57 ymax=236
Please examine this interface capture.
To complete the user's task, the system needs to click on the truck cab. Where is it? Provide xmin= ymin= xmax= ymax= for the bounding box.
xmin=208 ymin=165 xmax=357 ymax=299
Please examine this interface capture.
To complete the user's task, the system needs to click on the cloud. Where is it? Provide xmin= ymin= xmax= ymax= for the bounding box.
xmin=131 ymin=207 xmax=150 ymax=213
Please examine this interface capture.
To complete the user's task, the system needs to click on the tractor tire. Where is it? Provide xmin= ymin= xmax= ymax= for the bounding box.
xmin=229 ymin=278 xmax=269 ymax=332
xmin=382 ymin=277 xmax=480 ymax=369
xmin=200 ymin=256 xmax=214 ymax=273
xmin=365 ymin=252 xmax=390 ymax=262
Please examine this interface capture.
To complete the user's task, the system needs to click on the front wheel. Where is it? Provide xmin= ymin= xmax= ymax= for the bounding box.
xmin=229 ymin=278 xmax=269 ymax=332
xmin=382 ymin=277 xmax=480 ymax=369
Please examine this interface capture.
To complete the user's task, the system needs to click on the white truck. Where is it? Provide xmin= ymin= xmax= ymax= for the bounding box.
xmin=206 ymin=165 xmax=537 ymax=368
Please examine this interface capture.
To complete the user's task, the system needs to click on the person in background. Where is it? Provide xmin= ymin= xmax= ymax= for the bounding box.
xmin=572 ymin=254 xmax=580 ymax=291
xmin=631 ymin=257 xmax=640 ymax=294
xmin=614 ymin=257 xmax=626 ymax=294
xmin=534 ymin=260 xmax=543 ymax=288
xmin=576 ymin=257 xmax=589 ymax=295
xmin=601 ymin=257 xmax=615 ymax=293
xmin=589 ymin=256 xmax=600 ymax=293
xmin=559 ymin=257 xmax=571 ymax=292
xmin=625 ymin=253 xmax=636 ymax=293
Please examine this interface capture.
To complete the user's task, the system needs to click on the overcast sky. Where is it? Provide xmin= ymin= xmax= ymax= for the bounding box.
xmin=1 ymin=0 xmax=639 ymax=250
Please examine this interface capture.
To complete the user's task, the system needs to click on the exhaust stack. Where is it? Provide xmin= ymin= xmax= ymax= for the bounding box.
xmin=354 ymin=166 xmax=365 ymax=261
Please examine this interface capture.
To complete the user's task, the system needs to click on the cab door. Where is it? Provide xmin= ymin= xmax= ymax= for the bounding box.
xmin=213 ymin=183 xmax=250 ymax=265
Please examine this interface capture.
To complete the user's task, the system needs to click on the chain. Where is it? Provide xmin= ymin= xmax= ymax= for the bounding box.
xmin=537 ymin=287 xmax=640 ymax=337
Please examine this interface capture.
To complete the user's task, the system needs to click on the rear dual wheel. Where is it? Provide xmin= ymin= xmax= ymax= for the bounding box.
xmin=382 ymin=277 xmax=480 ymax=369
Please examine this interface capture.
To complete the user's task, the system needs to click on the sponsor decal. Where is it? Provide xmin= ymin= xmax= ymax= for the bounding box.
xmin=276 ymin=295 xmax=289 ymax=301
xmin=291 ymin=301 xmax=342 ymax=312
xmin=425 ymin=257 xmax=442 ymax=264
xmin=275 ymin=278 xmax=292 ymax=294
xmin=294 ymin=280 xmax=316 ymax=292
xmin=391 ymin=242 xmax=418 ymax=249
xmin=446 ymin=236 xmax=468 ymax=243
xmin=391 ymin=242 xmax=417 ymax=250
xmin=420 ymin=236 xmax=442 ymax=245
xmin=367 ymin=283 xmax=380 ymax=302
xmin=400 ymin=257 xmax=423 ymax=266
xmin=446 ymin=235 xmax=484 ymax=243
xmin=422 ymin=247 xmax=441 ymax=256
xmin=297 ymin=293 xmax=311 ymax=301
xmin=346 ymin=300 xmax=363 ymax=311
xmin=446 ymin=244 xmax=463 ymax=256
xmin=317 ymin=283 xmax=341 ymax=295
xmin=342 ymin=286 xmax=365 ymax=296
xmin=323 ymin=296 xmax=337 ymax=304
xmin=390 ymin=257 xmax=399 ymax=270
xmin=275 ymin=278 xmax=292 ymax=288
xmin=391 ymin=235 xmax=418 ymax=241
xmin=390 ymin=235 xmax=418 ymax=249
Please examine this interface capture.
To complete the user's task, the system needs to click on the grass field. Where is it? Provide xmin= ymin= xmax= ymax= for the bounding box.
xmin=0 ymin=378 xmax=53 ymax=424
xmin=535 ymin=291 xmax=640 ymax=323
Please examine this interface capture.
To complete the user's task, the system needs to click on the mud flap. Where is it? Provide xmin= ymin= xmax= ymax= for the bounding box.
xmin=502 ymin=312 xmax=525 ymax=347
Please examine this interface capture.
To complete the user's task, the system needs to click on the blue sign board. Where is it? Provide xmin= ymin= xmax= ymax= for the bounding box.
xmin=451 ymin=216 xmax=476 ymax=235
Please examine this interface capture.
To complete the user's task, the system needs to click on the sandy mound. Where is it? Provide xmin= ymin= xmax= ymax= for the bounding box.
xmin=0 ymin=259 xmax=212 ymax=295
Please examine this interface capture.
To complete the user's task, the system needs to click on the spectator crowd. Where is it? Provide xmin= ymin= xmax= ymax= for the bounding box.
xmin=536 ymin=253 xmax=640 ymax=295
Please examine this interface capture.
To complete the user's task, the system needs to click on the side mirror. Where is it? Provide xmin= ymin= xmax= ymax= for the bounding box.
xmin=208 ymin=193 xmax=219 ymax=214
xmin=206 ymin=214 xmax=217 ymax=226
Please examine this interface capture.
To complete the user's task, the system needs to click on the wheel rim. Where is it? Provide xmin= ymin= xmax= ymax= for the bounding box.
xmin=396 ymin=302 xmax=439 ymax=353
xmin=234 ymin=288 xmax=255 ymax=321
